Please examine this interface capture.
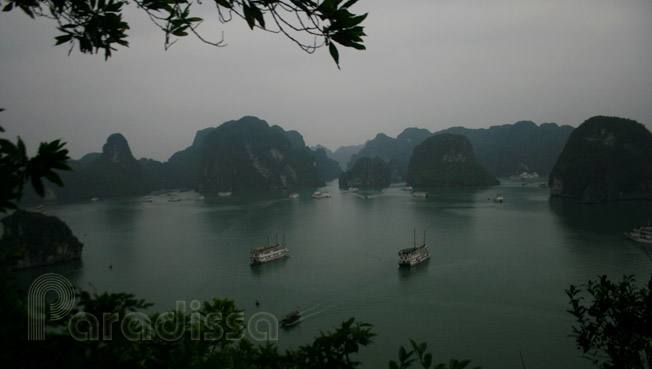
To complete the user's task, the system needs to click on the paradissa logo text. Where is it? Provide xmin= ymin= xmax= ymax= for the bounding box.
xmin=28 ymin=273 xmax=280 ymax=342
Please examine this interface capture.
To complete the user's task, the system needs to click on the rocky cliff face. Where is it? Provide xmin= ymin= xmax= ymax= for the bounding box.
xmin=338 ymin=157 xmax=391 ymax=188
xmin=100 ymin=133 xmax=140 ymax=171
xmin=197 ymin=116 xmax=324 ymax=192
xmin=406 ymin=134 xmax=499 ymax=187
xmin=0 ymin=210 xmax=83 ymax=269
xmin=549 ymin=116 xmax=652 ymax=203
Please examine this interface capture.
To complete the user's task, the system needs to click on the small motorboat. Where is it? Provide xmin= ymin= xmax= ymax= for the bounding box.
xmin=279 ymin=310 xmax=300 ymax=327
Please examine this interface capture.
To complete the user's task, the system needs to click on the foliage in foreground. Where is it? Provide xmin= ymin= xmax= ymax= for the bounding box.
xmin=567 ymin=274 xmax=652 ymax=369
xmin=390 ymin=339 xmax=480 ymax=369
xmin=0 ymin=120 xmax=71 ymax=213
xmin=0 ymin=268 xmax=479 ymax=369
xmin=1 ymin=0 xmax=367 ymax=67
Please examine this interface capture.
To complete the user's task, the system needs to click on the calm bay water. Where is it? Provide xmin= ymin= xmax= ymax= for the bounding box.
xmin=16 ymin=179 xmax=652 ymax=369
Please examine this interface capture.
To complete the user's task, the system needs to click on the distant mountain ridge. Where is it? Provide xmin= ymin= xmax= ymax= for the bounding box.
xmin=25 ymin=117 xmax=578 ymax=203
xmin=27 ymin=117 xmax=341 ymax=202
xmin=346 ymin=127 xmax=432 ymax=180
xmin=53 ymin=133 xmax=152 ymax=201
xmin=346 ymin=121 xmax=573 ymax=180
xmin=311 ymin=144 xmax=364 ymax=171
xmin=436 ymin=121 xmax=573 ymax=177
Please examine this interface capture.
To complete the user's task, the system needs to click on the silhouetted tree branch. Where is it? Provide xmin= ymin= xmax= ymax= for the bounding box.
xmin=1 ymin=0 xmax=367 ymax=67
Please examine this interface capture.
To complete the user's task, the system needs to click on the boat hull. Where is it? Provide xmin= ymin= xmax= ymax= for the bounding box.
xmin=625 ymin=232 xmax=652 ymax=244
xmin=398 ymin=244 xmax=430 ymax=267
xmin=398 ymin=254 xmax=430 ymax=267
xmin=624 ymin=225 xmax=652 ymax=244
xmin=279 ymin=312 xmax=300 ymax=327
xmin=250 ymin=246 xmax=289 ymax=265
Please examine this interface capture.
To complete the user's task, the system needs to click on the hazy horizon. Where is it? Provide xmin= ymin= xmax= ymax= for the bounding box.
xmin=2 ymin=0 xmax=651 ymax=161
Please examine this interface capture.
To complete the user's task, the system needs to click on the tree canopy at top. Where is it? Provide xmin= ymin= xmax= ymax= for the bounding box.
xmin=1 ymin=0 xmax=367 ymax=67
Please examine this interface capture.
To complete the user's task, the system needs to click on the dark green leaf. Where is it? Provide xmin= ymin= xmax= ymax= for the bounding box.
xmin=424 ymin=353 xmax=432 ymax=368
xmin=328 ymin=42 xmax=339 ymax=68
xmin=43 ymin=171 xmax=64 ymax=187
xmin=55 ymin=34 xmax=73 ymax=46
xmin=31 ymin=176 xmax=44 ymax=197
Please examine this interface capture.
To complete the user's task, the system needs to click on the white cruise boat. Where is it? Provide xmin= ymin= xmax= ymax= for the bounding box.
xmin=218 ymin=191 xmax=232 ymax=197
xmin=349 ymin=187 xmax=359 ymax=193
xmin=412 ymin=191 xmax=429 ymax=198
xmin=312 ymin=191 xmax=331 ymax=199
xmin=510 ymin=172 xmax=539 ymax=179
xmin=289 ymin=193 xmax=299 ymax=199
xmin=398 ymin=229 xmax=431 ymax=267
xmin=250 ymin=234 xmax=289 ymax=265
xmin=493 ymin=194 xmax=504 ymax=203
xmin=625 ymin=224 xmax=652 ymax=244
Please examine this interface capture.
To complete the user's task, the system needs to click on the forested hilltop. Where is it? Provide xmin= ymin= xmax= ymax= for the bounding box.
xmin=197 ymin=117 xmax=328 ymax=192
xmin=339 ymin=157 xmax=391 ymax=189
xmin=406 ymin=134 xmax=499 ymax=187
xmin=549 ymin=116 xmax=652 ymax=203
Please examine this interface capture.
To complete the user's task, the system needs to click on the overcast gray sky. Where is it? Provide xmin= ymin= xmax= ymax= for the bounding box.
xmin=1 ymin=0 xmax=651 ymax=161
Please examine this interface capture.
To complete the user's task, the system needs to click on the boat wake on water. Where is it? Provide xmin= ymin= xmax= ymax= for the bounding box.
xmin=289 ymin=301 xmax=343 ymax=323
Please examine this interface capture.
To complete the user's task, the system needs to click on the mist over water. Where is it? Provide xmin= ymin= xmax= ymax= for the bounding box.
xmin=17 ymin=179 xmax=652 ymax=369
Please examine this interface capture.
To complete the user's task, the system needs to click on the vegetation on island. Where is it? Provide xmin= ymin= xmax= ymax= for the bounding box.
xmin=197 ymin=116 xmax=327 ymax=192
xmin=0 ymin=209 xmax=83 ymax=269
xmin=338 ymin=156 xmax=391 ymax=189
xmin=406 ymin=134 xmax=498 ymax=188
xmin=549 ymin=116 xmax=652 ymax=203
